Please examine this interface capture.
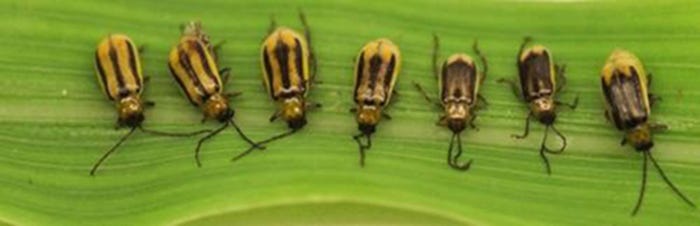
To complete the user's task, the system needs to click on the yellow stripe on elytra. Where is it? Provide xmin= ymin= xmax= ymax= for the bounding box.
xmin=114 ymin=38 xmax=140 ymax=94
xmin=601 ymin=49 xmax=650 ymax=114
xmin=520 ymin=44 xmax=557 ymax=96
xmin=356 ymin=38 xmax=401 ymax=104
xmin=261 ymin=27 xmax=310 ymax=98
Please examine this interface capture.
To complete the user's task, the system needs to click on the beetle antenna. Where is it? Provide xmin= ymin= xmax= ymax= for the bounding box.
xmin=449 ymin=132 xmax=472 ymax=171
xmin=353 ymin=133 xmax=372 ymax=167
xmin=232 ymin=129 xmax=297 ymax=162
xmin=90 ymin=127 xmax=137 ymax=176
xmin=138 ymin=126 xmax=211 ymax=137
xmin=539 ymin=126 xmax=553 ymax=175
xmin=229 ymin=119 xmax=265 ymax=151
xmin=432 ymin=33 xmax=440 ymax=79
xmin=648 ymin=151 xmax=696 ymax=209
xmin=543 ymin=124 xmax=567 ymax=154
xmin=194 ymin=123 xmax=228 ymax=167
xmin=632 ymin=151 xmax=650 ymax=215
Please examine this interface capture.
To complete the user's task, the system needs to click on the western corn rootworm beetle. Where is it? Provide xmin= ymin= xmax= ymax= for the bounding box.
xmin=231 ymin=11 xmax=320 ymax=162
xmin=498 ymin=37 xmax=578 ymax=175
xmin=600 ymin=49 xmax=695 ymax=215
xmin=352 ymin=38 xmax=401 ymax=166
xmin=92 ymin=34 xmax=210 ymax=175
xmin=414 ymin=34 xmax=488 ymax=171
xmin=168 ymin=21 xmax=263 ymax=167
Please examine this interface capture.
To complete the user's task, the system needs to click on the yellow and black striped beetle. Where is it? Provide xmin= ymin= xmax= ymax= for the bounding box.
xmin=498 ymin=37 xmax=578 ymax=175
xmin=168 ymin=21 xmax=262 ymax=167
xmin=92 ymin=34 xmax=210 ymax=175
xmin=414 ymin=34 xmax=488 ymax=171
xmin=231 ymin=12 xmax=319 ymax=162
xmin=601 ymin=49 xmax=695 ymax=215
xmin=352 ymin=38 xmax=401 ymax=166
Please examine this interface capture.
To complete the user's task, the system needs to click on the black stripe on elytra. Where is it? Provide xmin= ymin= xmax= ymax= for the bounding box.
xmin=383 ymin=54 xmax=397 ymax=103
xmin=367 ymin=54 xmax=382 ymax=91
xmin=263 ymin=46 xmax=276 ymax=100
xmin=275 ymin=39 xmax=291 ymax=89
xmin=353 ymin=51 xmax=365 ymax=103
xmin=178 ymin=46 xmax=208 ymax=103
xmin=94 ymin=51 xmax=114 ymax=101
xmin=124 ymin=40 xmax=142 ymax=94
xmin=293 ymin=38 xmax=305 ymax=91
xmin=169 ymin=62 xmax=198 ymax=105
xmin=193 ymin=41 xmax=221 ymax=93
xmin=625 ymin=66 xmax=647 ymax=128
xmin=520 ymin=52 xmax=552 ymax=101
xmin=602 ymin=73 xmax=623 ymax=130
xmin=108 ymin=38 xmax=128 ymax=98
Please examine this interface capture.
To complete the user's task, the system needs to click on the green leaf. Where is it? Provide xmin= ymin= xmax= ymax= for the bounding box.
xmin=1 ymin=0 xmax=699 ymax=225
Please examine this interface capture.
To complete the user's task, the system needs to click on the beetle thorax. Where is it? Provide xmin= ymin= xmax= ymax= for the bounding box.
xmin=531 ymin=97 xmax=556 ymax=125
xmin=203 ymin=93 xmax=232 ymax=122
xmin=117 ymin=95 xmax=144 ymax=127
xmin=626 ymin=123 xmax=653 ymax=151
xmin=280 ymin=97 xmax=305 ymax=121
xmin=443 ymin=101 xmax=470 ymax=133
xmin=445 ymin=101 xmax=469 ymax=121
xmin=357 ymin=105 xmax=382 ymax=128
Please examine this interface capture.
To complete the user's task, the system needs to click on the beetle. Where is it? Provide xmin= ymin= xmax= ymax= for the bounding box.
xmin=168 ymin=21 xmax=263 ymax=167
xmin=498 ymin=37 xmax=578 ymax=175
xmin=413 ymin=34 xmax=487 ymax=171
xmin=91 ymin=34 xmax=210 ymax=175
xmin=231 ymin=12 xmax=319 ymax=162
xmin=600 ymin=49 xmax=695 ymax=215
xmin=351 ymin=38 xmax=401 ymax=166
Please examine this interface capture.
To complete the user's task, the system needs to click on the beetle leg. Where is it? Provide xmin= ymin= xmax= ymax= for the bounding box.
xmin=650 ymin=123 xmax=668 ymax=132
xmin=349 ymin=107 xmax=357 ymax=113
xmin=473 ymin=39 xmax=488 ymax=80
xmin=620 ymin=137 xmax=628 ymax=146
xmin=477 ymin=94 xmax=489 ymax=110
xmin=138 ymin=45 xmax=146 ymax=53
xmin=269 ymin=111 xmax=280 ymax=122
xmin=306 ymin=102 xmax=322 ymax=110
xmin=385 ymin=90 xmax=400 ymax=109
xmin=382 ymin=112 xmax=392 ymax=120
xmin=144 ymin=101 xmax=155 ymax=107
xmin=555 ymin=64 xmax=567 ymax=92
xmin=432 ymin=33 xmax=441 ymax=79
xmin=219 ymin=67 xmax=232 ymax=85
xmin=647 ymin=73 xmax=653 ymax=86
xmin=555 ymin=95 xmax=579 ymax=110
xmin=497 ymin=78 xmax=523 ymax=101
xmin=469 ymin=115 xmax=479 ymax=132
xmin=267 ymin=15 xmax=277 ymax=35
xmin=413 ymin=82 xmax=442 ymax=110
xmin=604 ymin=110 xmax=612 ymax=122
xmin=436 ymin=115 xmax=448 ymax=126
xmin=513 ymin=112 xmax=533 ymax=139
xmin=648 ymin=93 xmax=662 ymax=107
xmin=213 ymin=40 xmax=227 ymax=62
xmin=225 ymin=91 xmax=242 ymax=98
xmin=299 ymin=10 xmax=318 ymax=83
xmin=518 ymin=36 xmax=533 ymax=57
